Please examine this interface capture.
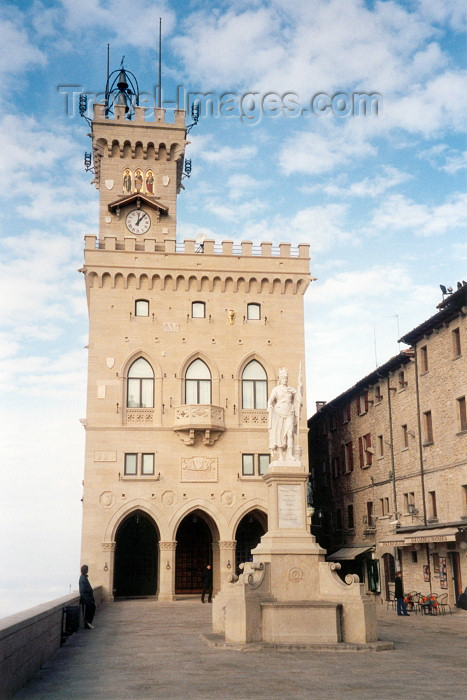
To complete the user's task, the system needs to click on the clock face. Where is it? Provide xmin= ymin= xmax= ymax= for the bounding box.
xmin=125 ymin=209 xmax=151 ymax=235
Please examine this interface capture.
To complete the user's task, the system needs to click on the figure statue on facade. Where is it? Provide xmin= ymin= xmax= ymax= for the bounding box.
xmin=267 ymin=366 xmax=302 ymax=461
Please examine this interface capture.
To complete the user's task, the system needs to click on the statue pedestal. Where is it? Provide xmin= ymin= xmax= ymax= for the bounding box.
xmin=212 ymin=460 xmax=378 ymax=647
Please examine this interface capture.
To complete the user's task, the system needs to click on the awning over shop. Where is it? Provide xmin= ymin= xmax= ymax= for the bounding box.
xmin=404 ymin=527 xmax=459 ymax=544
xmin=327 ymin=546 xmax=374 ymax=561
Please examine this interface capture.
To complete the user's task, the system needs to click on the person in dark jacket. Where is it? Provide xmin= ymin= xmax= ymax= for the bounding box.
xmin=395 ymin=571 xmax=410 ymax=616
xmin=79 ymin=564 xmax=96 ymax=628
xmin=201 ymin=564 xmax=213 ymax=603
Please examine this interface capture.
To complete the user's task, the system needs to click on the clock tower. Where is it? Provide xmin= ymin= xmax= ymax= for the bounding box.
xmin=91 ymin=67 xmax=187 ymax=243
xmin=80 ymin=63 xmax=312 ymax=603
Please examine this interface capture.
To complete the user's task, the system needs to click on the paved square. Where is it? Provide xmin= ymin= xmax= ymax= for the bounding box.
xmin=14 ymin=599 xmax=467 ymax=699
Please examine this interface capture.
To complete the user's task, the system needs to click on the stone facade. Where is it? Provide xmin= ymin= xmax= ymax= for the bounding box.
xmin=308 ymin=284 xmax=467 ymax=606
xmin=80 ymin=99 xmax=311 ymax=601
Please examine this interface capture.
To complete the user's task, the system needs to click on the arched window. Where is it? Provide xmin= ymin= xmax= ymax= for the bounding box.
xmin=127 ymin=358 xmax=154 ymax=408
xmin=185 ymin=359 xmax=211 ymax=404
xmin=242 ymin=360 xmax=267 ymax=409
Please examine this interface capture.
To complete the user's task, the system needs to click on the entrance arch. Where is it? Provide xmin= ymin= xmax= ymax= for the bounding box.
xmin=175 ymin=510 xmax=214 ymax=594
xmin=114 ymin=510 xmax=159 ymax=597
xmin=235 ymin=509 xmax=267 ymax=573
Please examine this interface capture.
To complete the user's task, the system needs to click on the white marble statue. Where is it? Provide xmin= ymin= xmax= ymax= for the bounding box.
xmin=267 ymin=366 xmax=302 ymax=461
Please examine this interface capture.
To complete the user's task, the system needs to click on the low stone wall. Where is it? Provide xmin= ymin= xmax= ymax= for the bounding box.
xmin=0 ymin=588 xmax=102 ymax=699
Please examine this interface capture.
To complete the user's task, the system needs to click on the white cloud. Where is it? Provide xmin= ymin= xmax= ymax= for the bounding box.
xmin=370 ymin=191 xmax=467 ymax=236
xmin=304 ymin=265 xmax=439 ymax=411
xmin=205 ymin=198 xmax=267 ymax=223
xmin=0 ymin=233 xmax=86 ymax=345
xmin=279 ymin=124 xmax=377 ymax=176
xmin=60 ymin=0 xmax=175 ymax=46
xmin=386 ymin=70 xmax=467 ymax=136
xmin=0 ymin=13 xmax=46 ymax=78
xmin=201 ymin=144 xmax=257 ymax=165
xmin=226 ymin=173 xmax=262 ymax=201
xmin=302 ymin=166 xmax=412 ymax=198
xmin=415 ymin=0 xmax=467 ymax=32
xmin=418 ymin=145 xmax=467 ymax=174
xmin=245 ymin=203 xmax=353 ymax=252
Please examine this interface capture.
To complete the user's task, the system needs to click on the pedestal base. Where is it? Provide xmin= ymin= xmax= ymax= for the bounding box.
xmin=262 ymin=601 xmax=341 ymax=644
xmin=212 ymin=459 xmax=379 ymax=647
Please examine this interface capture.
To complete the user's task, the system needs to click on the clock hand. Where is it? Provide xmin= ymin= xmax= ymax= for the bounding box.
xmin=136 ymin=213 xmax=144 ymax=225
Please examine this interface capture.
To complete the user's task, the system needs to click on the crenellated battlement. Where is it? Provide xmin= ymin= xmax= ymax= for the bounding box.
xmin=84 ymin=235 xmax=309 ymax=259
xmin=93 ymin=102 xmax=186 ymax=128
xmin=83 ymin=236 xmax=312 ymax=295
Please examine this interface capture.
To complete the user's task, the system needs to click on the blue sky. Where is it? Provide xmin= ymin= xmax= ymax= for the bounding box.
xmin=0 ymin=0 xmax=466 ymax=616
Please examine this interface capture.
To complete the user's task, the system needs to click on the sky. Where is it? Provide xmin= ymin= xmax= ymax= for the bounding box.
xmin=0 ymin=0 xmax=466 ymax=618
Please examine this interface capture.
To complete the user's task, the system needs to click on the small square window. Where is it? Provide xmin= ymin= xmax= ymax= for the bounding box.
xmin=458 ymin=396 xmax=467 ymax=432
xmin=378 ymin=435 xmax=384 ymax=457
xmin=247 ymin=303 xmax=261 ymax=320
xmin=424 ymin=410 xmax=433 ymax=443
xmin=141 ymin=453 xmax=154 ymax=475
xmin=242 ymin=454 xmax=254 ymax=476
xmin=258 ymin=454 xmax=269 ymax=475
xmin=420 ymin=346 xmax=428 ymax=373
xmin=124 ymin=453 xmax=138 ymax=475
xmin=135 ymin=299 xmax=149 ymax=317
xmin=192 ymin=301 xmax=205 ymax=318
xmin=344 ymin=442 xmax=353 ymax=473
xmin=452 ymin=328 xmax=461 ymax=358
xmin=402 ymin=424 xmax=408 ymax=448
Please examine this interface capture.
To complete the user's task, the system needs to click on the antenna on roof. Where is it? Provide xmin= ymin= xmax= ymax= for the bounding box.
xmin=106 ymin=44 xmax=110 ymax=93
xmin=157 ymin=17 xmax=162 ymax=109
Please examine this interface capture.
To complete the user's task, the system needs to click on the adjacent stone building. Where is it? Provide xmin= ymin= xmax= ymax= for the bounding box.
xmin=79 ymin=70 xmax=311 ymax=601
xmin=308 ymin=284 xmax=467 ymax=606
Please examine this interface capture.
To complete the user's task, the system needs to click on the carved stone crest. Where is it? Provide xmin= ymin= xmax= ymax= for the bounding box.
xmin=181 ymin=456 xmax=218 ymax=482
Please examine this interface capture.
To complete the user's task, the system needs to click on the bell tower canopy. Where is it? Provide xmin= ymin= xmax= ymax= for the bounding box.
xmin=105 ymin=60 xmax=140 ymax=120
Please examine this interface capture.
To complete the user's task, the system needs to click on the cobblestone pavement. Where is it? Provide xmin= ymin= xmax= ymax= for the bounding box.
xmin=14 ymin=598 xmax=467 ymax=700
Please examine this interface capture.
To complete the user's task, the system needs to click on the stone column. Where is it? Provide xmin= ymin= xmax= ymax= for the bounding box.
xmin=101 ymin=541 xmax=116 ymax=602
xmin=217 ymin=541 xmax=237 ymax=591
xmin=158 ymin=541 xmax=177 ymax=601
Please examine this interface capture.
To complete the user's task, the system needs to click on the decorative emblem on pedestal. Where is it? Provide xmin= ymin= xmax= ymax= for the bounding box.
xmin=289 ymin=567 xmax=303 ymax=583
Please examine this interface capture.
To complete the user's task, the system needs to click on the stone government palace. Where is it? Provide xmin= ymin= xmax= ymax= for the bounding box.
xmin=80 ymin=61 xmax=466 ymax=610
xmin=79 ymin=65 xmax=310 ymax=602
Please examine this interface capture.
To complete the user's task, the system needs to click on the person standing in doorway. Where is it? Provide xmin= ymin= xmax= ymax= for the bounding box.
xmin=79 ymin=564 xmax=96 ymax=629
xmin=201 ymin=564 xmax=213 ymax=603
xmin=395 ymin=571 xmax=410 ymax=616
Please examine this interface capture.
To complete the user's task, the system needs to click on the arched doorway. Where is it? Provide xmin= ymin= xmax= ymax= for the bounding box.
xmin=235 ymin=510 xmax=267 ymax=573
xmin=114 ymin=510 xmax=159 ymax=597
xmin=175 ymin=511 xmax=213 ymax=594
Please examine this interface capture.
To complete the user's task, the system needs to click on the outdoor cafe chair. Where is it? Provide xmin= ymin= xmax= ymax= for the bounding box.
xmin=438 ymin=593 xmax=452 ymax=615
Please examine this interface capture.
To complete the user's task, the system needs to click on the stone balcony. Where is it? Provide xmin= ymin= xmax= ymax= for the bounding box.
xmin=173 ymin=404 xmax=225 ymax=446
